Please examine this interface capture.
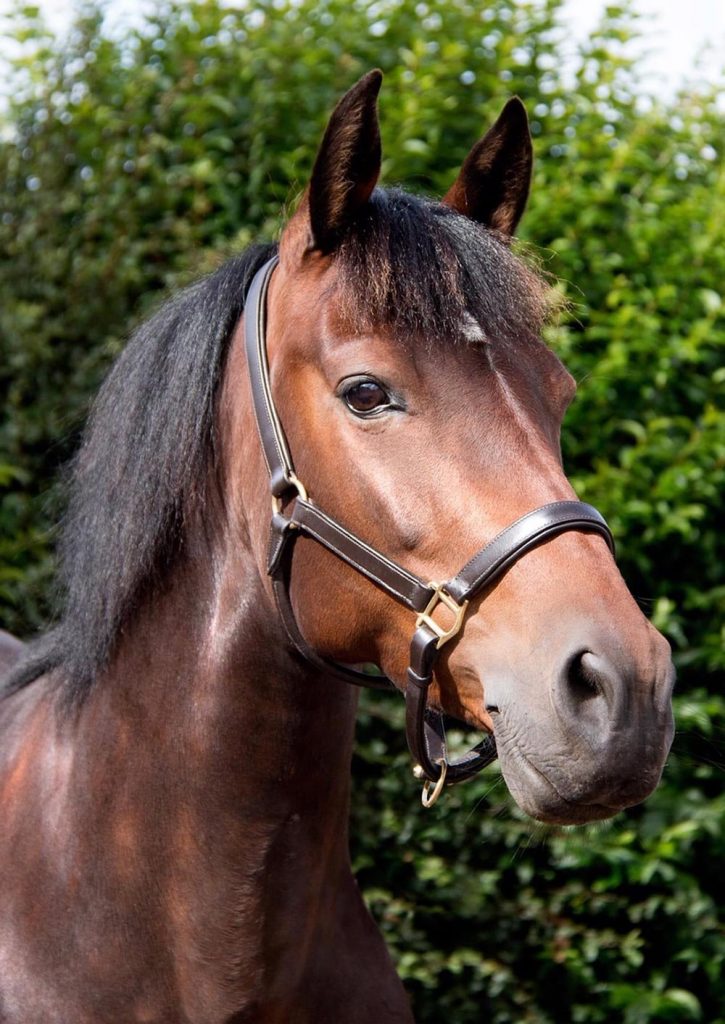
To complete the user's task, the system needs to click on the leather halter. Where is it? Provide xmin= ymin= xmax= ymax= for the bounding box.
xmin=245 ymin=256 xmax=615 ymax=804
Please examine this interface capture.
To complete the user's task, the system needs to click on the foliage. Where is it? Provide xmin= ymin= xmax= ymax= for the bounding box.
xmin=0 ymin=1 xmax=723 ymax=1020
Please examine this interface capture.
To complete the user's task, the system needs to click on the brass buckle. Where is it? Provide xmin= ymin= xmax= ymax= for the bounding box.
xmin=272 ymin=473 xmax=308 ymax=515
xmin=415 ymin=583 xmax=469 ymax=649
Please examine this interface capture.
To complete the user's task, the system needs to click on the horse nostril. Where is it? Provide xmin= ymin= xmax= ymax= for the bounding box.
xmin=566 ymin=650 xmax=603 ymax=704
xmin=554 ymin=649 xmax=618 ymax=745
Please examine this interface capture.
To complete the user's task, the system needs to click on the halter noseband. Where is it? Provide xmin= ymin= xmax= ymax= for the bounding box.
xmin=245 ymin=257 xmax=614 ymax=805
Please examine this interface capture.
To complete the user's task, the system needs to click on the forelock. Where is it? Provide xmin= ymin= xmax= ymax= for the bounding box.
xmin=334 ymin=188 xmax=553 ymax=345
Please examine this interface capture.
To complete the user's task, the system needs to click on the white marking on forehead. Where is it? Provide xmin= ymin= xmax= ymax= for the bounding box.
xmin=459 ymin=310 xmax=487 ymax=344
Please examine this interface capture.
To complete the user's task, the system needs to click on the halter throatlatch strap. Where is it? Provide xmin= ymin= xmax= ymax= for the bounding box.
xmin=244 ymin=257 xmax=615 ymax=802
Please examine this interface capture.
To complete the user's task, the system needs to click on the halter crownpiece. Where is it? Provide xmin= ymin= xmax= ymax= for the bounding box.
xmin=245 ymin=256 xmax=615 ymax=806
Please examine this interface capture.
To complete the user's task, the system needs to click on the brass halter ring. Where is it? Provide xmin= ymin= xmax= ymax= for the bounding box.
xmin=271 ymin=473 xmax=308 ymax=516
xmin=420 ymin=759 xmax=448 ymax=808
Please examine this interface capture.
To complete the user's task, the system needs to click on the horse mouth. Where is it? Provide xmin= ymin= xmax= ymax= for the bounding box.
xmin=491 ymin=717 xmax=628 ymax=825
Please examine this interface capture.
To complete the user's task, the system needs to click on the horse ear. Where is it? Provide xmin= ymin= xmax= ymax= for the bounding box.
xmin=442 ymin=97 xmax=532 ymax=237
xmin=306 ymin=69 xmax=382 ymax=254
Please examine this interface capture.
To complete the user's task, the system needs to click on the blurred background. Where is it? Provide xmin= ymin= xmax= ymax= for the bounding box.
xmin=0 ymin=1 xmax=723 ymax=1021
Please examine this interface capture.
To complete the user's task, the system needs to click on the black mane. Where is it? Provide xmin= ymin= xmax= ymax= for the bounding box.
xmin=4 ymin=243 xmax=276 ymax=700
xmin=3 ymin=190 xmax=550 ymax=702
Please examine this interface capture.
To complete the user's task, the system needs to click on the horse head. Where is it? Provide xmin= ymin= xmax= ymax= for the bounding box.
xmin=226 ymin=71 xmax=675 ymax=824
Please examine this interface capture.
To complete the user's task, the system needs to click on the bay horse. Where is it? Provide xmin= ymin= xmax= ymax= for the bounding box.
xmin=0 ymin=72 xmax=674 ymax=1023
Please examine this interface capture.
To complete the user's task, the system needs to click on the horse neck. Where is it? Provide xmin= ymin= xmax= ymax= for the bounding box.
xmin=68 ymin=534 xmax=360 ymax=994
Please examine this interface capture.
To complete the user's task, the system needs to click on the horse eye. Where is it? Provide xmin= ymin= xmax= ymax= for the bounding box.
xmin=343 ymin=380 xmax=391 ymax=416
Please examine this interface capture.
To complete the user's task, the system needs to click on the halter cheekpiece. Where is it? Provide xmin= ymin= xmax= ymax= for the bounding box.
xmin=245 ymin=256 xmax=615 ymax=806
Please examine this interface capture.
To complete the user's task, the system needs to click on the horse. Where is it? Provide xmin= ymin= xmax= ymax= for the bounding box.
xmin=0 ymin=71 xmax=674 ymax=1023
xmin=0 ymin=633 xmax=22 ymax=679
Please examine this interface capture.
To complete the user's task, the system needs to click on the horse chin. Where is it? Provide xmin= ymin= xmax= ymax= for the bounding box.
xmin=493 ymin=720 xmax=664 ymax=826
xmin=499 ymin=753 xmax=622 ymax=826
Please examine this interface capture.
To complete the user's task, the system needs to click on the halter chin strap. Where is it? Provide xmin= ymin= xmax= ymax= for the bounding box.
xmin=245 ymin=257 xmax=615 ymax=804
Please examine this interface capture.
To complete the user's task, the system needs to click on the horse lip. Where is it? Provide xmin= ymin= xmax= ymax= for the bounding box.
xmin=494 ymin=716 xmax=624 ymax=823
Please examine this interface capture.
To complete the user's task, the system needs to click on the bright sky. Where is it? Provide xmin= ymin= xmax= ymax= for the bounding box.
xmin=563 ymin=0 xmax=724 ymax=92
xmin=0 ymin=0 xmax=723 ymax=95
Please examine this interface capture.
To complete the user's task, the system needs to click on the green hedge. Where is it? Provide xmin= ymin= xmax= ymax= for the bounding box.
xmin=1 ymin=2 xmax=722 ymax=1020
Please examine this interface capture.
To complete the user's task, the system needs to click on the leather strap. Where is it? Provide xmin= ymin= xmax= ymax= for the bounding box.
xmin=447 ymin=501 xmax=614 ymax=604
xmin=290 ymin=499 xmax=433 ymax=611
xmin=268 ymin=511 xmax=395 ymax=690
xmin=245 ymin=255 xmax=297 ymax=499
xmin=244 ymin=257 xmax=616 ymax=790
